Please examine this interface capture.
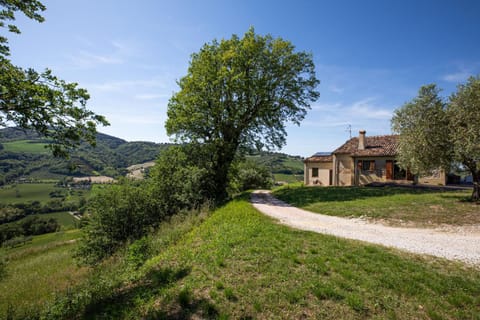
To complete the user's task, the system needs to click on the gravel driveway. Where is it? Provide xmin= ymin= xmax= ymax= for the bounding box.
xmin=251 ymin=190 xmax=480 ymax=266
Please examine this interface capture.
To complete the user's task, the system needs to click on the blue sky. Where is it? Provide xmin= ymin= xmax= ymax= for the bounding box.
xmin=7 ymin=0 xmax=480 ymax=156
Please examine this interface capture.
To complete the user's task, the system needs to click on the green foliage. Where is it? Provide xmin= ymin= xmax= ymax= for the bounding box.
xmin=76 ymin=181 xmax=159 ymax=265
xmin=149 ymin=145 xmax=211 ymax=214
xmin=391 ymin=84 xmax=451 ymax=174
xmin=0 ymin=0 xmax=46 ymax=57
xmin=76 ymin=146 xmax=211 ymax=265
xmin=391 ymin=75 xmax=480 ymax=200
xmin=229 ymin=159 xmax=273 ymax=193
xmin=166 ymin=27 xmax=319 ymax=201
xmin=0 ymin=215 xmax=59 ymax=246
xmin=0 ymin=1 xmax=108 ymax=158
xmin=126 ymin=237 xmax=151 ymax=270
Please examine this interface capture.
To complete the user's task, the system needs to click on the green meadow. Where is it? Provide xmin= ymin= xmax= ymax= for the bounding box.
xmin=6 ymin=194 xmax=476 ymax=319
xmin=274 ymin=184 xmax=480 ymax=226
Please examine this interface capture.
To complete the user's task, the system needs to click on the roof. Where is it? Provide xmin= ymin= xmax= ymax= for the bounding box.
xmin=304 ymin=155 xmax=333 ymax=163
xmin=333 ymin=135 xmax=398 ymax=157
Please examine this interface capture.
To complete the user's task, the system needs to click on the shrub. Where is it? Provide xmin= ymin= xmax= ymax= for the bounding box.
xmin=229 ymin=159 xmax=273 ymax=193
xmin=76 ymin=181 xmax=159 ymax=265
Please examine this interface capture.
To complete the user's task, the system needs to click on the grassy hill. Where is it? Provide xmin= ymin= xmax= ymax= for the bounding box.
xmin=0 ymin=128 xmax=305 ymax=185
xmin=3 ymin=193 xmax=479 ymax=319
xmin=247 ymin=151 xmax=304 ymax=183
xmin=0 ymin=128 xmax=172 ymax=184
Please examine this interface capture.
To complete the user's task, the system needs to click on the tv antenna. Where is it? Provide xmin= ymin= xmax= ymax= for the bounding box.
xmin=346 ymin=124 xmax=352 ymax=139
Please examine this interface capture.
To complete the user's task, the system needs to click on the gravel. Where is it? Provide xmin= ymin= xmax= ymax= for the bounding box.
xmin=251 ymin=190 xmax=480 ymax=266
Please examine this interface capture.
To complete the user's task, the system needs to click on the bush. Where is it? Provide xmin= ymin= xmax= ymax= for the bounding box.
xmin=76 ymin=181 xmax=160 ymax=265
xmin=76 ymin=146 xmax=213 ymax=265
xmin=230 ymin=159 xmax=273 ymax=193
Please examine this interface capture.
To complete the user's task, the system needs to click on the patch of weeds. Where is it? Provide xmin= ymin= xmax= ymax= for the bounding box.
xmin=126 ymin=237 xmax=151 ymax=270
xmin=0 ymin=258 xmax=7 ymax=281
xmin=253 ymin=301 xmax=262 ymax=312
xmin=292 ymin=256 xmax=303 ymax=265
xmin=224 ymin=287 xmax=237 ymax=301
xmin=312 ymin=283 xmax=344 ymax=301
xmin=286 ymin=289 xmax=303 ymax=304
xmin=178 ymin=287 xmax=192 ymax=307
xmin=346 ymin=294 xmax=368 ymax=314
xmin=216 ymin=258 xmax=226 ymax=267
xmin=215 ymin=281 xmax=225 ymax=290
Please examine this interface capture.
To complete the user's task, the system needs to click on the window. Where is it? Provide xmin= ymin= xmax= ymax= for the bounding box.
xmin=312 ymin=168 xmax=319 ymax=177
xmin=359 ymin=160 xmax=375 ymax=172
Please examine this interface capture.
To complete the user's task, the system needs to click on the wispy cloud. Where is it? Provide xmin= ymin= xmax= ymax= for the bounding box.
xmin=348 ymin=98 xmax=392 ymax=120
xmin=70 ymin=51 xmax=124 ymax=67
xmin=67 ymin=40 xmax=134 ymax=69
xmin=442 ymin=70 xmax=471 ymax=83
xmin=134 ymin=93 xmax=171 ymax=100
xmin=88 ymin=79 xmax=169 ymax=92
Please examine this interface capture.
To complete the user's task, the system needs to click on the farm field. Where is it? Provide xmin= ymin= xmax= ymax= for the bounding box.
xmin=0 ymin=183 xmax=89 ymax=205
xmin=273 ymin=184 xmax=480 ymax=226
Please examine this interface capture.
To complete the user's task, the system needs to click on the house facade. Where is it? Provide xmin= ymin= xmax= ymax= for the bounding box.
xmin=304 ymin=130 xmax=446 ymax=186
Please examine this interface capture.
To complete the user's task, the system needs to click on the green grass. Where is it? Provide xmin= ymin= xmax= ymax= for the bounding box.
xmin=0 ymin=183 xmax=89 ymax=205
xmin=273 ymin=173 xmax=303 ymax=184
xmin=51 ymin=195 xmax=480 ymax=319
xmin=24 ymin=211 xmax=77 ymax=229
xmin=2 ymin=140 xmax=49 ymax=154
xmin=273 ymin=184 xmax=480 ymax=226
xmin=0 ymin=230 xmax=87 ymax=319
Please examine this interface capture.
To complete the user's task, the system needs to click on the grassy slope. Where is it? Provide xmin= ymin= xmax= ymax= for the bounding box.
xmin=79 ymin=196 xmax=480 ymax=319
xmin=0 ymin=230 xmax=87 ymax=319
xmin=273 ymin=184 xmax=480 ymax=226
xmin=1 ymin=140 xmax=49 ymax=154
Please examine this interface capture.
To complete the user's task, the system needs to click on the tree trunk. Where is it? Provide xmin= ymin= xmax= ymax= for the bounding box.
xmin=472 ymin=171 xmax=480 ymax=202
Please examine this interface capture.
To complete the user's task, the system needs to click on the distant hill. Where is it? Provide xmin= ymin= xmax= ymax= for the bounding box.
xmin=0 ymin=127 xmax=305 ymax=185
xmin=0 ymin=127 xmax=172 ymax=184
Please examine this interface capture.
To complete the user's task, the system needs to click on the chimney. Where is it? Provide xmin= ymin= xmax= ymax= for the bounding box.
xmin=358 ymin=130 xmax=366 ymax=150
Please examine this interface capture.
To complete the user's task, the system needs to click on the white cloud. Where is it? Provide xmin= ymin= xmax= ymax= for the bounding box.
xmin=442 ymin=71 xmax=470 ymax=83
xmin=348 ymin=98 xmax=392 ymax=120
xmin=67 ymin=40 xmax=135 ymax=69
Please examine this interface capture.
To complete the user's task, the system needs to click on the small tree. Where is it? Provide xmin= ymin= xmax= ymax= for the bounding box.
xmin=166 ymin=28 xmax=319 ymax=202
xmin=392 ymin=76 xmax=480 ymax=201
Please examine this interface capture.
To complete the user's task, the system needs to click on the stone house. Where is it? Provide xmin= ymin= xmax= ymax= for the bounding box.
xmin=304 ymin=130 xmax=446 ymax=186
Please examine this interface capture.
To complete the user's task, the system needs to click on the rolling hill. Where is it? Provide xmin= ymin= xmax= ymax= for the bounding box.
xmin=0 ymin=128 xmax=172 ymax=184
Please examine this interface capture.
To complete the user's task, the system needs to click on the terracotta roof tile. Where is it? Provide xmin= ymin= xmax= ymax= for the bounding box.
xmin=304 ymin=155 xmax=333 ymax=163
xmin=333 ymin=135 xmax=398 ymax=157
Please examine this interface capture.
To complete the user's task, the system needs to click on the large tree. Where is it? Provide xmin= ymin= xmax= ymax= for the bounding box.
xmin=392 ymin=76 xmax=480 ymax=201
xmin=166 ymin=28 xmax=319 ymax=201
xmin=0 ymin=0 xmax=108 ymax=157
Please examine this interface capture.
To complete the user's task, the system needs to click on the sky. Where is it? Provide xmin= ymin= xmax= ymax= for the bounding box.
xmin=7 ymin=0 xmax=480 ymax=157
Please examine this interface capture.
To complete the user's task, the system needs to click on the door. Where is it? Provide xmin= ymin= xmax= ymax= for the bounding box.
xmin=386 ymin=160 xmax=393 ymax=180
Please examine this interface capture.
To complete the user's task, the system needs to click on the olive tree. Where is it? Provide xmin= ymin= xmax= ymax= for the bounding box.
xmin=392 ymin=76 xmax=480 ymax=201
xmin=166 ymin=28 xmax=319 ymax=201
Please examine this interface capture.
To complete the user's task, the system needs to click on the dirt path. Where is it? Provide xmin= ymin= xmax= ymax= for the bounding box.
xmin=251 ymin=190 xmax=480 ymax=266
